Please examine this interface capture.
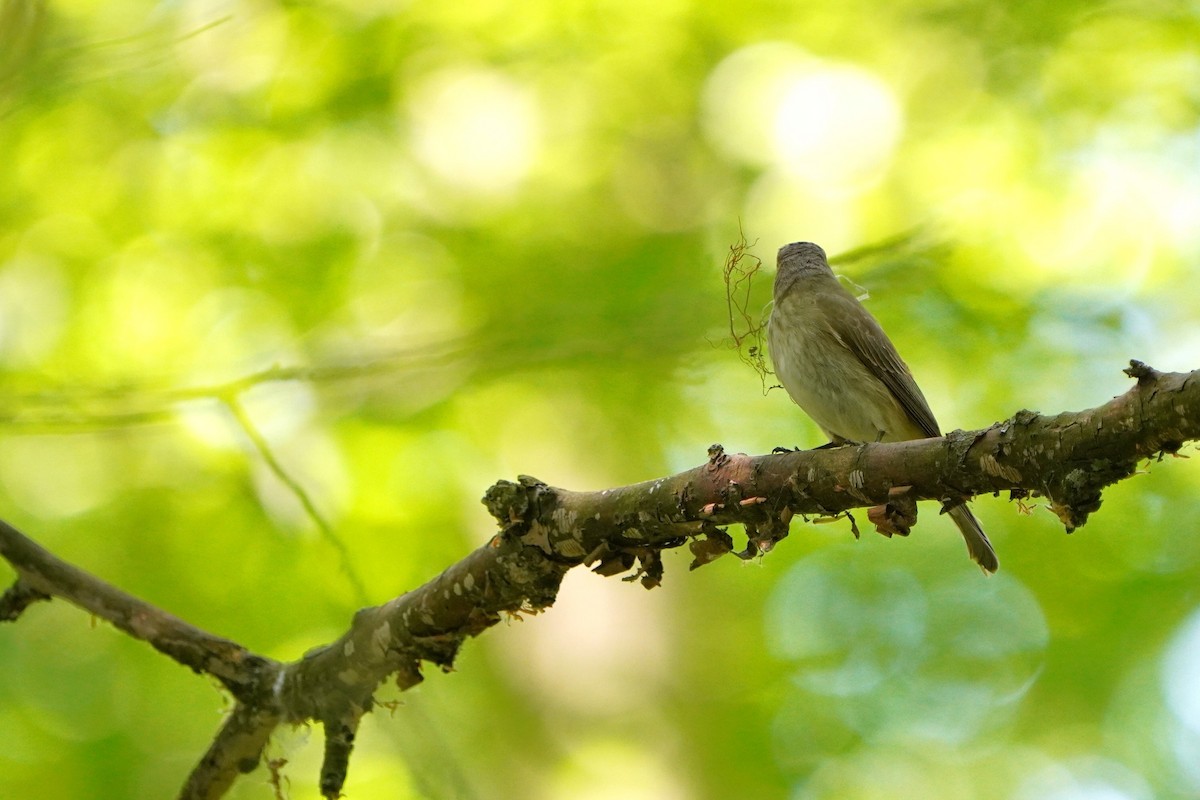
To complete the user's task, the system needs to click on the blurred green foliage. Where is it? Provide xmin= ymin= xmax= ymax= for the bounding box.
xmin=1 ymin=0 xmax=1199 ymax=798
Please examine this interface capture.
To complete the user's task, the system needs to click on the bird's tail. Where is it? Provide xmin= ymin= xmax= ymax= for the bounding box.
xmin=948 ymin=504 xmax=999 ymax=574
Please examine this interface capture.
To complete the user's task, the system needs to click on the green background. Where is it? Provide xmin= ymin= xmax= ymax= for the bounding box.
xmin=1 ymin=1 xmax=1199 ymax=798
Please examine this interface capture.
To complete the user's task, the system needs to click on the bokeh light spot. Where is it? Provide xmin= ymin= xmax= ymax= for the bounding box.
xmin=772 ymin=65 xmax=903 ymax=191
xmin=407 ymin=66 xmax=541 ymax=196
xmin=703 ymin=43 xmax=903 ymax=192
xmin=0 ymin=253 xmax=69 ymax=366
xmin=767 ymin=549 xmax=1048 ymax=752
xmin=1014 ymin=757 xmax=1153 ymax=800
xmin=1162 ymin=604 xmax=1200 ymax=734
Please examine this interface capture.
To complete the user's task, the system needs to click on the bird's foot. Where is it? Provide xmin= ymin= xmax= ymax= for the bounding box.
xmin=773 ymin=440 xmax=855 ymax=453
xmin=867 ymin=486 xmax=917 ymax=538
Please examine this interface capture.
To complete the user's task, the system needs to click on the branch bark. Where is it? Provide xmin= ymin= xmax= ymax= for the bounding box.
xmin=0 ymin=360 xmax=1195 ymax=798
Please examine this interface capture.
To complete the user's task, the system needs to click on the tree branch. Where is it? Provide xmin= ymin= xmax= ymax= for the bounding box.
xmin=0 ymin=517 xmax=273 ymax=700
xmin=0 ymin=361 xmax=1196 ymax=798
xmin=180 ymin=703 xmax=281 ymax=800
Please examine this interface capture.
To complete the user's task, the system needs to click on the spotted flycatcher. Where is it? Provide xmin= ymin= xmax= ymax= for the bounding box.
xmin=767 ymin=241 xmax=998 ymax=573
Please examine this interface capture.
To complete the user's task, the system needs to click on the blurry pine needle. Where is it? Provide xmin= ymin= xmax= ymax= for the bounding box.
xmin=223 ymin=394 xmax=369 ymax=606
xmin=0 ymin=3 xmax=231 ymax=119
xmin=721 ymin=230 xmax=775 ymax=394
xmin=0 ymin=0 xmax=46 ymax=112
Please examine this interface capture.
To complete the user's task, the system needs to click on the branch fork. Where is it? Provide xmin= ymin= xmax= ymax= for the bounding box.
xmin=2 ymin=361 xmax=1197 ymax=797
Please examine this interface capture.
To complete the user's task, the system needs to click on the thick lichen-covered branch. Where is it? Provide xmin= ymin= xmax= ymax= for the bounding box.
xmin=481 ymin=362 xmax=1199 ymax=563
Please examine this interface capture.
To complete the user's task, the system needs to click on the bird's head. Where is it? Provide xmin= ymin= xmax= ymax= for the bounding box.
xmin=774 ymin=241 xmax=833 ymax=299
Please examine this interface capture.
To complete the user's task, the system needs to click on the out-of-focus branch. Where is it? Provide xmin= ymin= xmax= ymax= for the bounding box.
xmin=0 ymin=361 xmax=1195 ymax=798
xmin=0 ymin=343 xmax=466 ymax=433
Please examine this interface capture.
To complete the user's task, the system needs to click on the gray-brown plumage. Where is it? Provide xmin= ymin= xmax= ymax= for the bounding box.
xmin=767 ymin=241 xmax=998 ymax=573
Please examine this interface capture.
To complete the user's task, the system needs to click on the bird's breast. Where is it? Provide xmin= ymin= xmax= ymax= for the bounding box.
xmin=767 ymin=293 xmax=919 ymax=443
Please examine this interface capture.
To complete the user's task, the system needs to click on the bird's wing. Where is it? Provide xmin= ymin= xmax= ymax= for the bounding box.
xmin=825 ymin=288 xmax=942 ymax=438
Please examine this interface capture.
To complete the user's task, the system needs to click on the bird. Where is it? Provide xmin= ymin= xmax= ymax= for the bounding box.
xmin=766 ymin=240 xmax=998 ymax=573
